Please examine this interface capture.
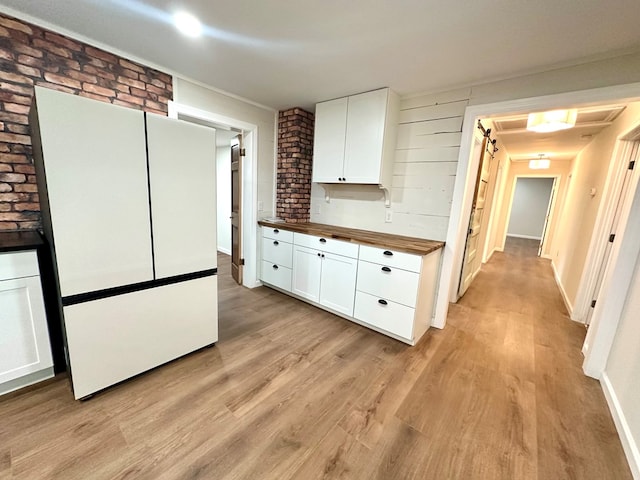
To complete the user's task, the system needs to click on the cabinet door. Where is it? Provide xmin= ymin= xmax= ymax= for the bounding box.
xmin=292 ymin=245 xmax=322 ymax=302
xmin=343 ymin=89 xmax=388 ymax=183
xmin=146 ymin=114 xmax=217 ymax=278
xmin=0 ymin=276 xmax=53 ymax=385
xmin=33 ymin=87 xmax=153 ymax=296
xmin=312 ymin=97 xmax=347 ymax=183
xmin=319 ymin=252 xmax=358 ymax=316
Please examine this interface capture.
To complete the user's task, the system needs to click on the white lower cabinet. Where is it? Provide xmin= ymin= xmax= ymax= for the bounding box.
xmin=259 ymin=225 xmax=442 ymax=345
xmin=0 ymin=251 xmax=54 ymax=395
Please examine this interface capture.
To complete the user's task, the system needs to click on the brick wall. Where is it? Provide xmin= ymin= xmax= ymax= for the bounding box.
xmin=0 ymin=13 xmax=173 ymax=231
xmin=277 ymin=108 xmax=314 ymax=223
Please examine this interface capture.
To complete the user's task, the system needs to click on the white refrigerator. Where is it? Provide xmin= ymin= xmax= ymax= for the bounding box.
xmin=31 ymin=86 xmax=218 ymax=399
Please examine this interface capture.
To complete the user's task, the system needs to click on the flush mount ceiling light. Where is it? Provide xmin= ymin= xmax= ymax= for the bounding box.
xmin=529 ymin=154 xmax=551 ymax=169
xmin=173 ymin=11 xmax=202 ymax=37
xmin=527 ymin=109 xmax=578 ymax=133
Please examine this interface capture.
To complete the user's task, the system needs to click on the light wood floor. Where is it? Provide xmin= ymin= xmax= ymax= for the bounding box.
xmin=0 ymin=245 xmax=632 ymax=479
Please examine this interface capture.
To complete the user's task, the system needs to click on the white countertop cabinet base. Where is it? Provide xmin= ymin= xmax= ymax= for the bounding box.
xmin=260 ymin=226 xmax=441 ymax=345
xmin=0 ymin=251 xmax=54 ymax=396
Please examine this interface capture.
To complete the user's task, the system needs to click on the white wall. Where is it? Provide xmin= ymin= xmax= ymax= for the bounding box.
xmin=604 ymin=251 xmax=640 ymax=478
xmin=310 ymin=88 xmax=470 ymax=241
xmin=174 ymin=78 xmax=276 ymax=219
xmin=553 ymin=102 xmax=640 ymax=307
xmin=507 ymin=177 xmax=554 ymax=239
xmin=216 ymin=145 xmax=231 ymax=254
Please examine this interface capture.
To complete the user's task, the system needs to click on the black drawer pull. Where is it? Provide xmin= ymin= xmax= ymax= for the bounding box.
xmin=273 ymin=229 xmax=279 ymax=234
xmin=319 ymin=238 xmax=327 ymax=243
xmin=378 ymin=299 xmax=388 ymax=306
xmin=272 ymin=264 xmax=279 ymax=270
xmin=381 ymin=266 xmax=391 ymax=272
xmin=317 ymin=253 xmax=321 ymax=257
xmin=383 ymin=250 xmax=393 ymax=256
xmin=273 ymin=241 xmax=279 ymax=246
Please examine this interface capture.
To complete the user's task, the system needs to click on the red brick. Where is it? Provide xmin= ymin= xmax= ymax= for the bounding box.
xmin=13 ymin=183 xmax=38 ymax=193
xmin=12 ymin=164 xmax=34 ymax=174
xmin=0 ymin=221 xmax=19 ymax=230
xmin=119 ymin=68 xmax=139 ymax=80
xmin=0 ymin=164 xmax=11 ymax=172
xmin=34 ymin=81 xmax=76 ymax=95
xmin=82 ymin=83 xmax=115 ymax=97
xmin=33 ymin=39 xmax=71 ymax=58
xmin=78 ymin=91 xmax=111 ymax=104
xmin=65 ymin=70 xmax=98 ymax=83
xmin=43 ymin=72 xmax=81 ymax=89
xmin=130 ymin=87 xmax=148 ymax=98
xmin=4 ymin=103 xmax=30 ymax=115
xmin=0 ymin=202 xmax=10 ymax=211
xmin=0 ymin=70 xmax=33 ymax=85
xmin=0 ymin=133 xmax=30 ymax=145
xmin=0 ymin=153 xmax=29 ymax=163
xmin=116 ymin=92 xmax=144 ymax=106
xmin=17 ymin=54 xmax=44 ymax=68
xmin=82 ymin=65 xmax=116 ymax=81
xmin=0 ymin=16 xmax=32 ymax=35
xmin=0 ymin=91 xmax=32 ymax=105
xmin=0 ymin=172 xmax=26 ymax=183
xmin=0 ymin=82 xmax=32 ymax=96
xmin=84 ymin=46 xmax=119 ymax=65
xmin=119 ymin=59 xmax=145 ymax=73
xmin=13 ymin=202 xmax=39 ymax=211
xmin=0 ymin=112 xmax=28 ymax=125
xmin=44 ymin=31 xmax=82 ymax=52
xmin=12 ymin=43 xmax=42 ymax=58
xmin=117 ymin=76 xmax=145 ymax=90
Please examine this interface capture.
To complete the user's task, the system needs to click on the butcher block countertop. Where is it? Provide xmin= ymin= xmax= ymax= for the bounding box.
xmin=258 ymin=221 xmax=444 ymax=256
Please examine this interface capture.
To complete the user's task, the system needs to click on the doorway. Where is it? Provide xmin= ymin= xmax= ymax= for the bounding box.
xmin=504 ymin=176 xmax=557 ymax=258
xmin=167 ymin=101 xmax=259 ymax=289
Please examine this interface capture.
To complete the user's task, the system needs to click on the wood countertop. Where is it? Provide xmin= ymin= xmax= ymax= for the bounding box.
xmin=0 ymin=230 xmax=44 ymax=253
xmin=258 ymin=221 xmax=444 ymax=256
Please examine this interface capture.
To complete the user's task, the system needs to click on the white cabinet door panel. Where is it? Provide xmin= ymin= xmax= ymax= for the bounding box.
xmin=358 ymin=245 xmax=422 ymax=273
xmin=261 ymin=261 xmax=292 ymax=292
xmin=0 ymin=250 xmax=40 ymax=281
xmin=343 ymin=89 xmax=387 ymax=183
xmin=292 ymin=245 xmax=322 ymax=303
xmin=312 ymin=97 xmax=347 ymax=183
xmin=319 ymin=252 xmax=357 ymax=316
xmin=354 ymin=291 xmax=414 ymax=340
xmin=262 ymin=237 xmax=293 ymax=268
xmin=0 ymin=276 xmax=53 ymax=384
xmin=356 ymin=260 xmax=420 ymax=308
xmin=146 ymin=114 xmax=217 ymax=278
xmin=64 ymin=276 xmax=218 ymax=399
xmin=34 ymin=87 xmax=152 ymax=296
xmin=293 ymin=232 xmax=359 ymax=258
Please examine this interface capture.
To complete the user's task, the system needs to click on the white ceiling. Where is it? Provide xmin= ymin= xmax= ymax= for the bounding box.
xmin=489 ymin=105 xmax=627 ymax=162
xmin=1 ymin=1 xmax=640 ymax=110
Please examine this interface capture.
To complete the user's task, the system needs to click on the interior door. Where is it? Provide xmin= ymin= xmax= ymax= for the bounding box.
xmin=538 ymin=178 xmax=558 ymax=257
xmin=459 ymin=136 xmax=489 ymax=298
xmin=231 ymin=136 xmax=243 ymax=285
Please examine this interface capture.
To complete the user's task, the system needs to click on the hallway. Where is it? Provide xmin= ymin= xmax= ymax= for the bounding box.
xmin=0 ymin=252 xmax=632 ymax=479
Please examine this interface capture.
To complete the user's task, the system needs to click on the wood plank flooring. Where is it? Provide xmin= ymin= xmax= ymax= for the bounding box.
xmin=0 ymin=241 xmax=632 ymax=479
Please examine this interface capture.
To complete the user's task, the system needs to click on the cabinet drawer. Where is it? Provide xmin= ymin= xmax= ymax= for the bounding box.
xmin=354 ymin=291 xmax=414 ymax=340
xmin=262 ymin=237 xmax=293 ymax=268
xmin=262 ymin=226 xmax=293 ymax=243
xmin=261 ymin=261 xmax=292 ymax=292
xmin=356 ymin=260 xmax=419 ymax=307
xmin=0 ymin=250 xmax=40 ymax=281
xmin=293 ymin=232 xmax=359 ymax=259
xmin=358 ymin=245 xmax=421 ymax=273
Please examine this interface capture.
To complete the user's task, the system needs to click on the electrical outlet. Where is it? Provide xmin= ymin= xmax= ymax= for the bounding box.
xmin=385 ymin=209 xmax=393 ymax=223
xmin=257 ymin=201 xmax=264 ymax=211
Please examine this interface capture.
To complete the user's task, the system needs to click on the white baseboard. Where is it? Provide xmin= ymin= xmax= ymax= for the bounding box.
xmin=601 ymin=373 xmax=640 ymax=479
xmin=485 ymin=246 xmax=503 ymax=262
xmin=217 ymin=246 xmax=231 ymax=255
xmin=551 ymin=260 xmax=573 ymax=316
xmin=506 ymin=233 xmax=542 ymax=240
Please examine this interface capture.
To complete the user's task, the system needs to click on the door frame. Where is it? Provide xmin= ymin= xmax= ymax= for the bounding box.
xmin=501 ymin=174 xmax=560 ymax=257
xmin=168 ymin=101 xmax=260 ymax=289
xmin=433 ymin=81 xmax=640 ymax=379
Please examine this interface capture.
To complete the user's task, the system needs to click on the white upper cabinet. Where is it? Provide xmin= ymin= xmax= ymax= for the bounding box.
xmin=146 ymin=114 xmax=217 ymax=278
xmin=32 ymin=87 xmax=153 ymax=296
xmin=312 ymin=98 xmax=347 ymax=183
xmin=312 ymin=88 xmax=399 ymax=187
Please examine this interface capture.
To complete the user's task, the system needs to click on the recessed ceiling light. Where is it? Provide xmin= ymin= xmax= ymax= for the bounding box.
xmin=173 ymin=11 xmax=202 ymax=38
xmin=527 ymin=109 xmax=578 ymax=133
